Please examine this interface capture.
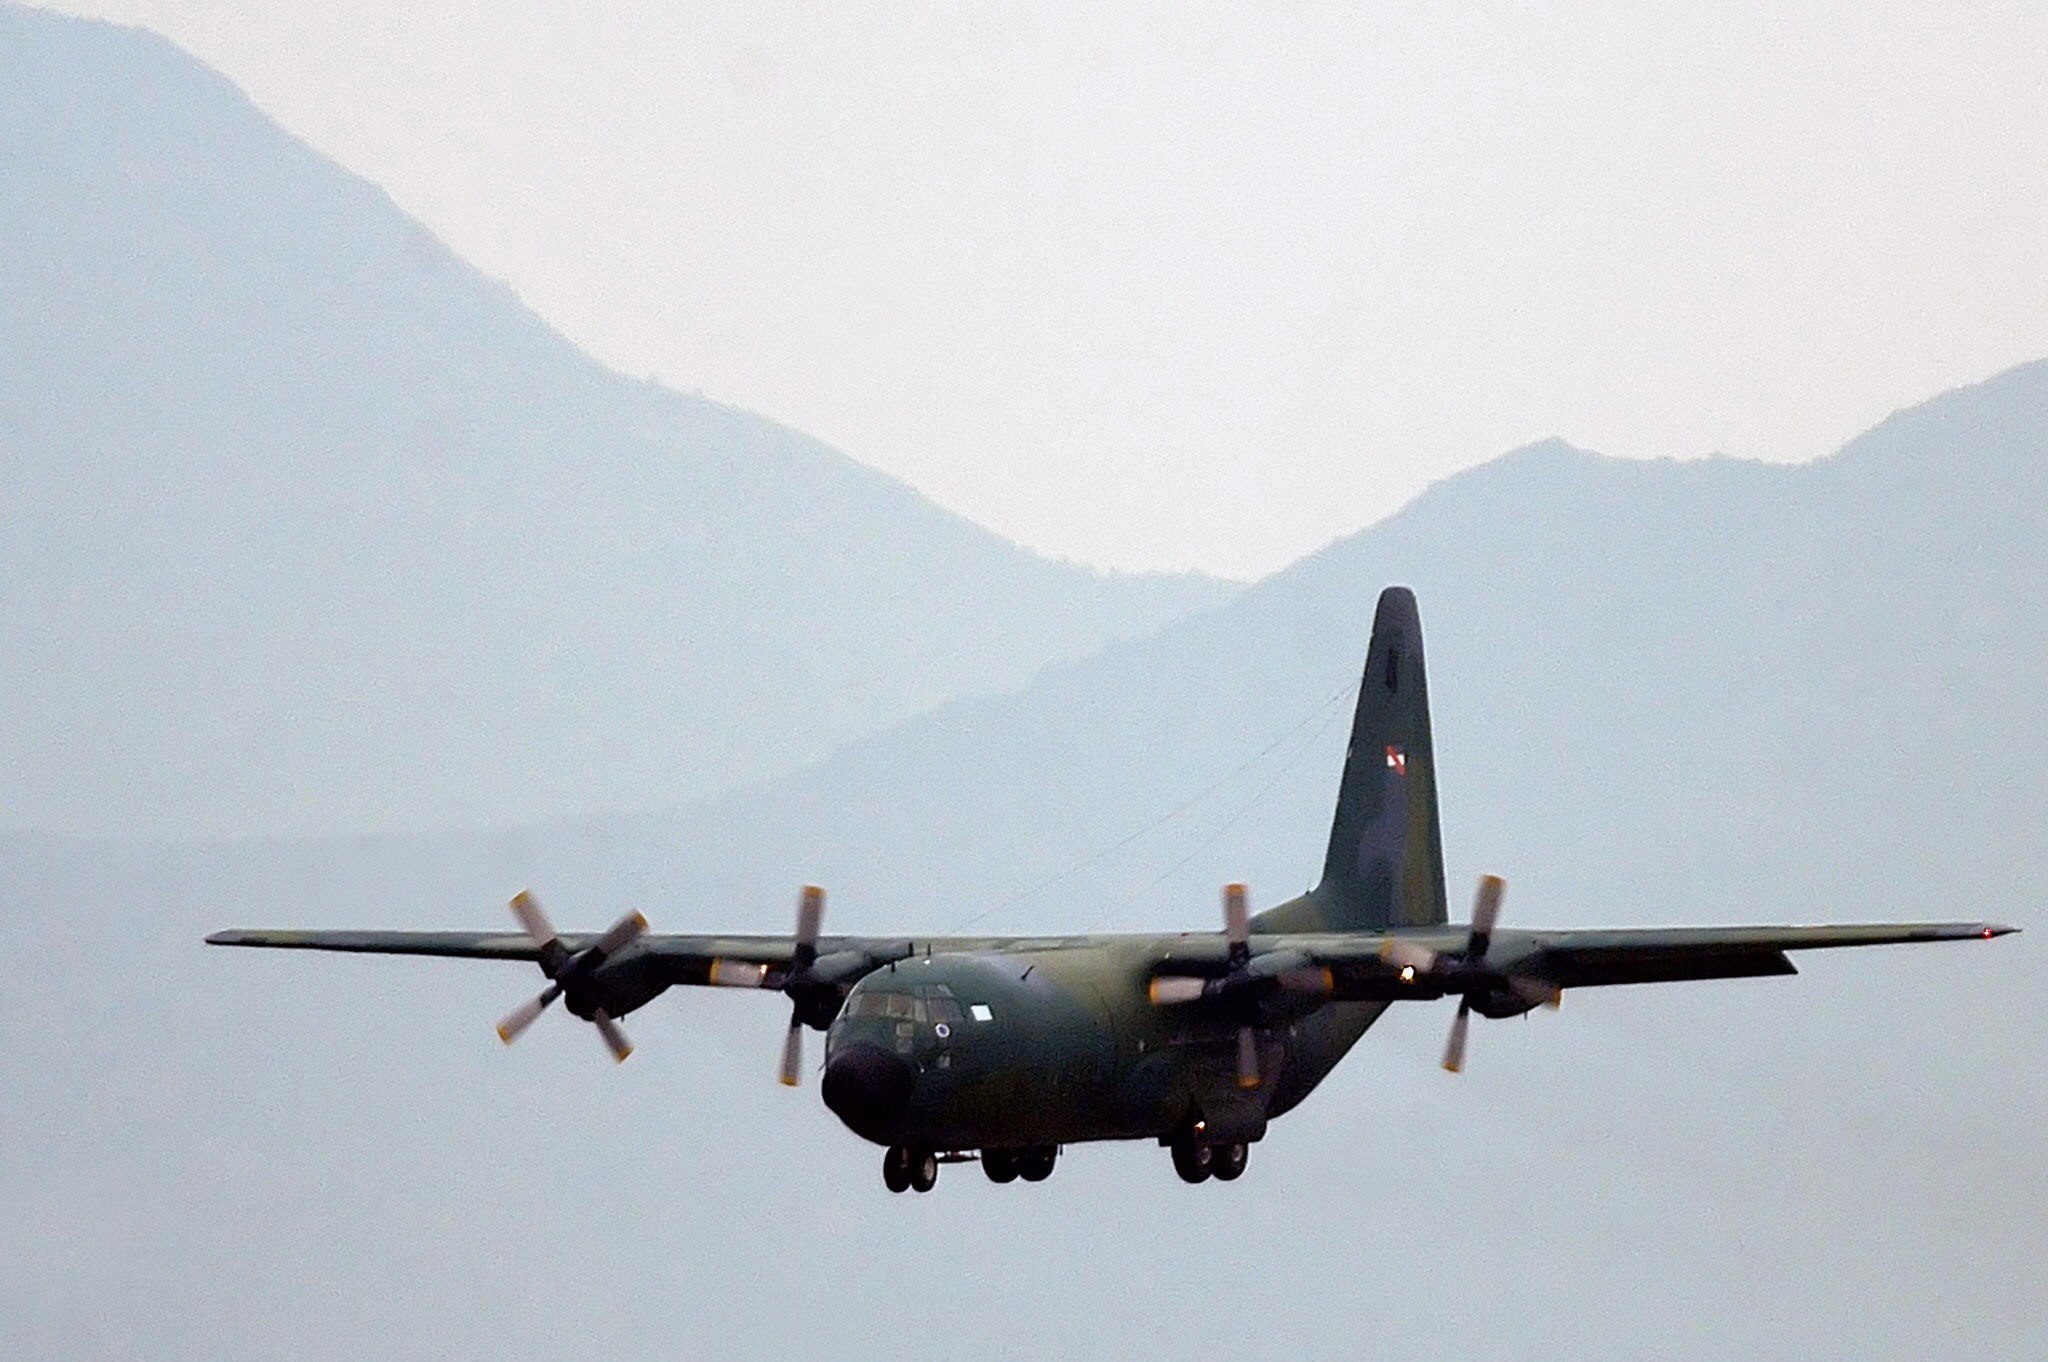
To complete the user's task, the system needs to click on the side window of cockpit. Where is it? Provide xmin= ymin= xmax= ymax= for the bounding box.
xmin=927 ymin=997 xmax=964 ymax=1028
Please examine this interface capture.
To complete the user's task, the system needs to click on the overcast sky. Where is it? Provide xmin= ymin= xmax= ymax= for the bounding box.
xmin=52 ymin=0 xmax=2048 ymax=577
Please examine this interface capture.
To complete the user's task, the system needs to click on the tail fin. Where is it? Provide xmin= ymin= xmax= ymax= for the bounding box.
xmin=1308 ymin=586 xmax=1448 ymax=931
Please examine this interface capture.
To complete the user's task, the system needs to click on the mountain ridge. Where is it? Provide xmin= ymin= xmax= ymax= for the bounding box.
xmin=0 ymin=2 xmax=1234 ymax=840
xmin=1 ymin=354 xmax=2039 ymax=1361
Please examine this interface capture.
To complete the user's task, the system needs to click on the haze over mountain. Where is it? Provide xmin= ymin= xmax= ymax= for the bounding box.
xmin=0 ymin=3 xmax=1231 ymax=840
xmin=5 ymin=6 xmax=2043 ymax=1359
xmin=5 ymin=359 xmax=2042 ymax=1359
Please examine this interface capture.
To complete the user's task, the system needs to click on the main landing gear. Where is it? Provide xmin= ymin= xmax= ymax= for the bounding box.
xmin=883 ymin=1144 xmax=1059 ymax=1192
xmin=883 ymin=1144 xmax=939 ymax=1194
xmin=1170 ymin=1135 xmax=1249 ymax=1184
xmin=985 ymin=1146 xmax=1056 ymax=1183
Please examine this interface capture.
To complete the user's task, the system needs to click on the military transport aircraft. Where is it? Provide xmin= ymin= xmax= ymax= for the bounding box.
xmin=210 ymin=588 xmax=2015 ymax=1192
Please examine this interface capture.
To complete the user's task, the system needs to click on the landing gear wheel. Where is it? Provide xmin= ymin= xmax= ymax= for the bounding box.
xmin=1210 ymin=1140 xmax=1248 ymax=1181
xmin=907 ymin=1147 xmax=940 ymax=1193
xmin=883 ymin=1145 xmax=911 ymax=1193
xmin=983 ymin=1150 xmax=1019 ymax=1183
xmin=1171 ymin=1139 xmax=1212 ymax=1184
xmin=1017 ymin=1145 xmax=1058 ymax=1182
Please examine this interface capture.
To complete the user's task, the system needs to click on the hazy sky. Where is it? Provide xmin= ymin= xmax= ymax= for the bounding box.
xmin=51 ymin=0 xmax=2048 ymax=576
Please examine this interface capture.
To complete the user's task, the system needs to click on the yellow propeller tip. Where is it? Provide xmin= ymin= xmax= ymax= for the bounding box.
xmin=778 ymin=1075 xmax=800 ymax=1087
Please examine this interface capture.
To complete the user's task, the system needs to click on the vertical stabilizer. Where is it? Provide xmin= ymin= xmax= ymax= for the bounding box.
xmin=1306 ymin=586 xmax=1448 ymax=932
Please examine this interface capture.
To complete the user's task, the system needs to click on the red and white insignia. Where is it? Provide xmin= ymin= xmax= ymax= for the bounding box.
xmin=1384 ymin=744 xmax=1406 ymax=775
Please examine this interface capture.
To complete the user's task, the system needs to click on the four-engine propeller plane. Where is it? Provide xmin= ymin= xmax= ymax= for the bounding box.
xmin=210 ymin=588 xmax=2015 ymax=1192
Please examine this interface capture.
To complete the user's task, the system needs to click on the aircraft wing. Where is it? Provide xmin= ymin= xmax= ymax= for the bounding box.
xmin=211 ymin=928 xmax=893 ymax=970
xmin=208 ymin=928 xmax=563 ymax=961
xmin=1288 ymin=920 xmax=2015 ymax=1000
xmin=203 ymin=927 xmax=1024 ymax=983
xmin=206 ymin=919 xmax=2015 ymax=1014
xmin=1491 ymin=921 xmax=2011 ymax=989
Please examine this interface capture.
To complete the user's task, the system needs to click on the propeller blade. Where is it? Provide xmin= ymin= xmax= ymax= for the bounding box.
xmin=495 ymin=983 xmax=562 ymax=1044
xmin=593 ymin=910 xmax=649 ymax=958
xmin=1236 ymin=1026 xmax=1260 ymax=1089
xmin=1509 ymin=976 xmax=1563 ymax=1010
xmin=794 ymin=885 xmax=825 ymax=969
xmin=1223 ymin=883 xmax=1250 ymax=965
xmin=1442 ymin=999 xmax=1472 ymax=1073
xmin=1467 ymin=875 xmax=1505 ymax=959
xmin=592 ymin=1009 xmax=633 ymax=1063
xmin=1148 ymin=976 xmax=1207 ymax=1006
xmin=508 ymin=890 xmax=557 ymax=947
xmin=778 ymin=1016 xmax=804 ymax=1087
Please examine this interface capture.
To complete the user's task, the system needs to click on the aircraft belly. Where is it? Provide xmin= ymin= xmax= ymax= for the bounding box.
xmin=905 ymin=1008 xmax=1389 ymax=1149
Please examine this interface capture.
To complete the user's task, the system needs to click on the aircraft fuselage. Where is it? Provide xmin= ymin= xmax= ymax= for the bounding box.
xmin=819 ymin=936 xmax=1384 ymax=1154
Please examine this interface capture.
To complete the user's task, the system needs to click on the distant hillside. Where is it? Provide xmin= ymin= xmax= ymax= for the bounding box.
xmin=3 ymin=362 xmax=2041 ymax=1362
xmin=0 ymin=4 xmax=1232 ymax=838
xmin=498 ymin=360 xmax=2048 ymax=948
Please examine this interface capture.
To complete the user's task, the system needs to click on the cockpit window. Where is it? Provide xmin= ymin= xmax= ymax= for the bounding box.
xmin=842 ymin=990 xmax=921 ymax=1021
xmin=842 ymin=991 xmax=900 ymax=1020
xmin=842 ymin=984 xmax=966 ymax=1027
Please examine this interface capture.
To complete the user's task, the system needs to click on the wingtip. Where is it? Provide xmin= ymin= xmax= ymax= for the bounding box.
xmin=1982 ymin=924 xmax=2021 ymax=938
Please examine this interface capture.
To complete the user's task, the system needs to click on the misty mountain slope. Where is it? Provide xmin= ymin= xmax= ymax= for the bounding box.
xmin=511 ymin=361 xmax=2048 ymax=948
xmin=2 ymin=363 xmax=2040 ymax=1361
xmin=0 ymin=3 xmax=1231 ymax=839
xmin=0 ymin=828 xmax=2031 ymax=1362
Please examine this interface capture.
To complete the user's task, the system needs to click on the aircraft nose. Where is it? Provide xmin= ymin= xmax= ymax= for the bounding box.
xmin=821 ymin=1043 xmax=914 ymax=1139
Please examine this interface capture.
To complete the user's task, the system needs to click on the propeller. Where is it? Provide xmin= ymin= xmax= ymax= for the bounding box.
xmin=1147 ymin=884 xmax=1334 ymax=1090
xmin=1439 ymin=874 xmax=1500 ymax=1073
xmin=705 ymin=885 xmax=856 ymax=1087
xmin=495 ymin=891 xmax=648 ymax=1062
xmin=1223 ymin=884 xmax=1260 ymax=1089
xmin=779 ymin=885 xmax=825 ymax=1086
xmin=1436 ymin=875 xmax=1558 ymax=1073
